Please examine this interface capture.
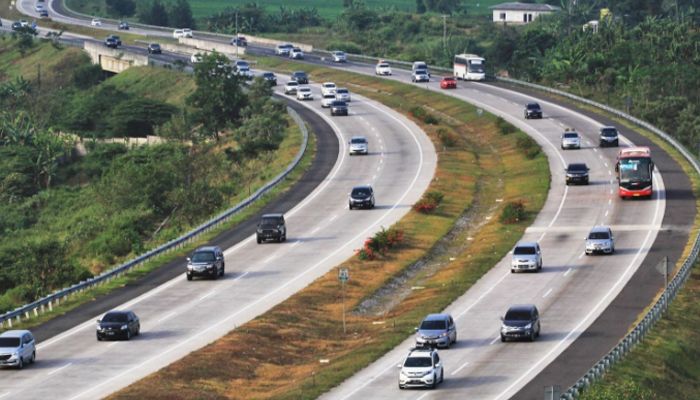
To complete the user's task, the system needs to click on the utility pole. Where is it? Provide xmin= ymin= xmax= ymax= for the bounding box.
xmin=235 ymin=12 xmax=239 ymax=58
xmin=442 ymin=15 xmax=448 ymax=51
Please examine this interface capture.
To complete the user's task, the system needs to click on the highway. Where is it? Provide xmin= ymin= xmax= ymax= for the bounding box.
xmin=6 ymin=2 xmax=695 ymax=399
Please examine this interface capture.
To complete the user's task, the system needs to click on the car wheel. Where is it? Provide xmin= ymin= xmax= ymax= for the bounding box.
xmin=212 ymin=269 xmax=218 ymax=280
xmin=136 ymin=326 xmax=141 ymax=336
xmin=17 ymin=357 xmax=23 ymax=370
xmin=186 ymin=274 xmax=192 ymax=281
xmin=529 ymin=330 xmax=536 ymax=342
xmin=398 ymin=383 xmax=404 ymax=390
xmin=257 ymin=236 xmax=262 ymax=244
xmin=126 ymin=330 xmax=131 ymax=341
xmin=220 ymin=266 xmax=225 ymax=277
xmin=282 ymin=233 xmax=287 ymax=242
xmin=440 ymin=370 xmax=444 ymax=383
xmin=97 ymin=334 xmax=102 ymax=341
xmin=510 ymin=268 xmax=515 ymax=273
xmin=30 ymin=351 xmax=35 ymax=364
xmin=430 ymin=374 xmax=437 ymax=389
xmin=538 ymin=262 xmax=542 ymax=271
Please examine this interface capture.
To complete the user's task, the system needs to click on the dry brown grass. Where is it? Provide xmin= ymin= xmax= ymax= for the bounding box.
xmin=109 ymin=60 xmax=550 ymax=400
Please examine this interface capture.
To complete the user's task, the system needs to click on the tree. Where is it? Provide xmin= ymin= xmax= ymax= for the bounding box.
xmin=139 ymin=0 xmax=169 ymax=27
xmin=186 ymin=52 xmax=247 ymax=140
xmin=105 ymin=0 xmax=136 ymax=17
xmin=107 ymin=98 xmax=177 ymax=137
xmin=416 ymin=0 xmax=426 ymax=14
xmin=169 ymin=0 xmax=196 ymax=29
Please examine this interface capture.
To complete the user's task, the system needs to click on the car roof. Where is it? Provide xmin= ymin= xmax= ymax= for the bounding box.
xmin=506 ymin=304 xmax=537 ymax=313
xmin=323 ymin=82 xmax=336 ymax=86
xmin=262 ymin=213 xmax=284 ymax=218
xmin=287 ymin=80 xmax=299 ymax=84
xmin=352 ymin=185 xmax=373 ymax=190
xmin=515 ymin=241 xmax=538 ymax=247
xmin=589 ymin=225 xmax=611 ymax=233
xmin=527 ymin=102 xmax=540 ymax=106
xmin=407 ymin=347 xmax=435 ymax=356
xmin=292 ymin=71 xmax=306 ymax=75
xmin=104 ymin=310 xmax=130 ymax=316
xmin=423 ymin=313 xmax=450 ymax=321
xmin=351 ymin=136 xmax=367 ymax=141
xmin=0 ymin=330 xmax=32 ymax=338
xmin=194 ymin=246 xmax=220 ymax=252
xmin=336 ymin=87 xmax=348 ymax=91
xmin=567 ymin=163 xmax=588 ymax=168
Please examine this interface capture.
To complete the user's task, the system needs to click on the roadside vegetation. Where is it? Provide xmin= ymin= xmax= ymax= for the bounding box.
xmin=109 ymin=59 xmax=549 ymax=399
xmin=0 ymin=38 xmax=301 ymax=314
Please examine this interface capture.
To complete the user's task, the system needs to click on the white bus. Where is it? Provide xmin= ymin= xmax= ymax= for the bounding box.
xmin=453 ymin=54 xmax=486 ymax=81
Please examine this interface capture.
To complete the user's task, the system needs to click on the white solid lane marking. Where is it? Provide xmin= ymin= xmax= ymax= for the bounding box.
xmin=548 ymin=186 xmax=569 ymax=228
xmin=328 ymin=215 xmax=338 ymax=222
xmin=199 ymin=291 xmax=216 ymax=301
xmin=0 ymin=393 xmax=9 ymax=399
xmin=605 ymin=210 xmax=609 ymax=217
xmin=578 ymin=252 xmax=584 ymax=259
xmin=604 ymin=162 xmax=609 ymax=168
xmin=543 ymin=288 xmax=553 ymax=298
xmin=338 ymin=360 xmax=399 ymax=400
xmin=593 ymin=148 xmax=598 ymax=153
xmin=416 ymin=393 xmax=431 ymax=400
xmin=490 ymin=336 xmax=500 ymax=345
xmin=157 ymin=311 xmax=177 ymax=323
xmin=608 ymin=199 xmax=612 ymax=205
xmin=608 ymin=170 xmax=612 ymax=176
xmin=451 ymin=361 xmax=470 ymax=376
xmin=455 ymin=272 xmax=509 ymax=319
xmin=563 ymin=268 xmax=572 ymax=277
xmin=48 ymin=363 xmax=72 ymax=376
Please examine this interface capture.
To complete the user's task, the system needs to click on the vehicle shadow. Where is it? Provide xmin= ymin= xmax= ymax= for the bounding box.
xmin=539 ymin=264 xmax=593 ymax=273
xmin=449 ymin=338 xmax=492 ymax=350
xmin=441 ymin=374 xmax=508 ymax=388
xmin=371 ymin=204 xmax=411 ymax=210
xmin=288 ymin=236 xmax=336 ymax=243
xmin=136 ymin=330 xmax=179 ymax=341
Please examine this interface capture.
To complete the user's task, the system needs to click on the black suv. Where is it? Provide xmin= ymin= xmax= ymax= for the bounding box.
xmin=291 ymin=71 xmax=309 ymax=84
xmin=186 ymin=246 xmax=225 ymax=280
xmin=500 ymin=304 xmax=540 ymax=342
xmin=147 ymin=43 xmax=162 ymax=54
xmin=524 ymin=102 xmax=542 ymax=119
xmin=96 ymin=310 xmax=140 ymax=341
xmin=599 ymin=126 xmax=619 ymax=147
xmin=565 ymin=163 xmax=589 ymax=185
xmin=118 ymin=21 xmax=129 ymax=30
xmin=349 ymin=185 xmax=375 ymax=209
xmin=330 ymin=100 xmax=348 ymax=116
xmin=104 ymin=35 xmax=121 ymax=48
xmin=257 ymin=213 xmax=287 ymax=243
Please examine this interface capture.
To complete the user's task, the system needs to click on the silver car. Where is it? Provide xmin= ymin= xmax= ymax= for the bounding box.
xmin=335 ymin=87 xmax=351 ymax=102
xmin=561 ymin=130 xmax=581 ymax=149
xmin=284 ymin=80 xmax=299 ymax=95
xmin=321 ymin=94 xmax=336 ymax=108
xmin=585 ymin=226 xmax=615 ymax=255
xmin=0 ymin=330 xmax=36 ymax=369
xmin=331 ymin=50 xmax=347 ymax=62
xmin=511 ymin=241 xmax=542 ymax=272
xmin=349 ymin=136 xmax=368 ymax=155
xmin=415 ymin=314 xmax=457 ymax=348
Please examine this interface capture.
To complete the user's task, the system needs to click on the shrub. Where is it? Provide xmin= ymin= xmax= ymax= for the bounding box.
xmin=409 ymin=106 xmax=439 ymax=125
xmin=413 ymin=190 xmax=444 ymax=213
xmin=500 ymin=200 xmax=526 ymax=224
xmin=326 ymin=41 xmax=362 ymax=54
xmin=357 ymin=227 xmax=405 ymax=260
xmin=437 ymin=128 xmax=458 ymax=147
xmin=516 ymin=135 xmax=541 ymax=159
xmin=496 ymin=116 xmax=516 ymax=135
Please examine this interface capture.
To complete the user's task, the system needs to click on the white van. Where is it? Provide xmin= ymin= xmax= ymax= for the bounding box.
xmin=173 ymin=28 xmax=193 ymax=39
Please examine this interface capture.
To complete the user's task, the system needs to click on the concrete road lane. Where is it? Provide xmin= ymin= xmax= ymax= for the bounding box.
xmin=0 ymin=73 xmax=436 ymax=399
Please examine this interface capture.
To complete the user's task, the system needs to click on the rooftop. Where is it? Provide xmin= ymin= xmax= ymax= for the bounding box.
xmin=490 ymin=2 xmax=561 ymax=12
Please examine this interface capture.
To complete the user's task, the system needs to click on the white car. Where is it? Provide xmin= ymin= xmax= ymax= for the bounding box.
xmin=190 ymin=53 xmax=203 ymax=63
xmin=321 ymin=82 xmax=337 ymax=96
xmin=511 ymin=241 xmax=542 ymax=273
xmin=561 ymin=129 xmax=582 ymax=149
xmin=284 ymin=80 xmax=300 ymax=95
xmin=375 ymin=61 xmax=392 ymax=76
xmin=236 ymin=65 xmax=253 ymax=80
xmin=331 ymin=50 xmax=347 ymax=63
xmin=90 ymin=18 xmax=102 ymax=27
xmin=335 ymin=87 xmax=351 ymax=102
xmin=289 ymin=47 xmax=304 ymax=60
xmin=398 ymin=347 xmax=444 ymax=389
xmin=321 ymin=94 xmax=336 ymax=108
xmin=173 ymin=28 xmax=193 ymax=39
xmin=0 ymin=330 xmax=36 ymax=369
xmin=275 ymin=43 xmax=293 ymax=56
xmin=412 ymin=69 xmax=430 ymax=83
xmin=296 ymin=86 xmax=313 ymax=101
xmin=349 ymin=136 xmax=369 ymax=155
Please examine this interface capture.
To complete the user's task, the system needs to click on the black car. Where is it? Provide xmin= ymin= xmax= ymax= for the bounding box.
xmin=261 ymin=72 xmax=277 ymax=86
xmin=147 ymin=43 xmax=162 ymax=54
xmin=96 ymin=310 xmax=140 ymax=341
xmin=599 ymin=126 xmax=619 ymax=147
xmin=330 ymin=100 xmax=348 ymax=116
xmin=11 ymin=21 xmax=34 ymax=34
xmin=118 ymin=21 xmax=129 ymax=30
xmin=39 ymin=9 xmax=49 ymax=18
xmin=565 ymin=163 xmax=589 ymax=185
xmin=524 ymin=102 xmax=543 ymax=119
xmin=500 ymin=304 xmax=540 ymax=342
xmin=256 ymin=213 xmax=286 ymax=243
xmin=349 ymin=185 xmax=375 ymax=210
xmin=186 ymin=246 xmax=225 ymax=280
xmin=104 ymin=35 xmax=121 ymax=48
xmin=291 ymin=71 xmax=308 ymax=84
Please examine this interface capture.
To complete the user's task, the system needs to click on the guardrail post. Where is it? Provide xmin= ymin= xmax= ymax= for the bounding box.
xmin=48 ymin=299 xmax=53 ymax=312
xmin=7 ymin=318 xmax=12 ymax=328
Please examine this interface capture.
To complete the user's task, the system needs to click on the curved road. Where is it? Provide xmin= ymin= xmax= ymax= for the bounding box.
xmin=10 ymin=2 xmax=696 ymax=399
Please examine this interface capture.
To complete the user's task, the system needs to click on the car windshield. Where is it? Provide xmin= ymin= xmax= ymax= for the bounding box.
xmin=378 ymin=63 xmax=389 ymax=68
xmin=601 ymin=128 xmax=618 ymax=137
xmin=324 ymin=84 xmax=336 ymax=88
xmin=419 ymin=320 xmax=446 ymax=330
xmin=102 ymin=313 xmax=128 ymax=323
xmin=351 ymin=138 xmax=367 ymax=144
xmin=415 ymin=69 xmax=428 ymax=75
xmin=443 ymin=77 xmax=455 ymax=81
xmin=0 ymin=338 xmax=21 ymax=347
xmin=513 ymin=246 xmax=536 ymax=255
xmin=324 ymin=94 xmax=336 ymax=99
xmin=151 ymin=44 xmax=160 ymax=48
xmin=567 ymin=164 xmax=587 ymax=172
xmin=191 ymin=251 xmax=216 ymax=262
xmin=564 ymin=132 xmax=579 ymax=139
xmin=336 ymin=51 xmax=345 ymax=56
xmin=287 ymin=81 xmax=298 ymax=86
xmin=352 ymin=188 xmax=371 ymax=197
xmin=619 ymin=158 xmax=652 ymax=182
xmin=332 ymin=101 xmax=346 ymax=107
xmin=336 ymin=89 xmax=348 ymax=94
xmin=589 ymin=231 xmax=610 ymax=239
xmin=404 ymin=356 xmax=432 ymax=367
xmin=505 ymin=310 xmax=532 ymax=321
xmin=299 ymin=87 xmax=310 ymax=92
xmin=293 ymin=72 xmax=306 ymax=77
xmin=261 ymin=217 xmax=281 ymax=225
xmin=527 ymin=103 xmax=540 ymax=110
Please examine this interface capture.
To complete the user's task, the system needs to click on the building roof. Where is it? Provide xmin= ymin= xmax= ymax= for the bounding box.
xmin=490 ymin=2 xmax=560 ymax=12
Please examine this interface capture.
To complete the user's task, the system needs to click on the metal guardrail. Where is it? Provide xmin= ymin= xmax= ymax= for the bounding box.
xmin=0 ymin=107 xmax=309 ymax=329
xmin=492 ymin=78 xmax=700 ymax=399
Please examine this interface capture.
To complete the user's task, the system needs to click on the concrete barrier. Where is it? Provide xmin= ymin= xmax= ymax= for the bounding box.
xmin=83 ymin=41 xmax=149 ymax=73
xmin=178 ymin=37 xmax=246 ymax=57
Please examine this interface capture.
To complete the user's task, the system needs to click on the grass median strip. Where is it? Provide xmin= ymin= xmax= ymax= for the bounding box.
xmin=109 ymin=60 xmax=549 ymax=399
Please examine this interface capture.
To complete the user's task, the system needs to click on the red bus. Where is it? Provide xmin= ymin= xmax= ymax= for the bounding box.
xmin=616 ymin=147 xmax=654 ymax=199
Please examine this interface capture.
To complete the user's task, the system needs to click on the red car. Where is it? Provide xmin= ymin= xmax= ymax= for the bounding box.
xmin=440 ymin=76 xmax=457 ymax=89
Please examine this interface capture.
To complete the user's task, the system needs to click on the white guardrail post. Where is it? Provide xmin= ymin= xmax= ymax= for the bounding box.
xmin=0 ymin=107 xmax=308 ymax=326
